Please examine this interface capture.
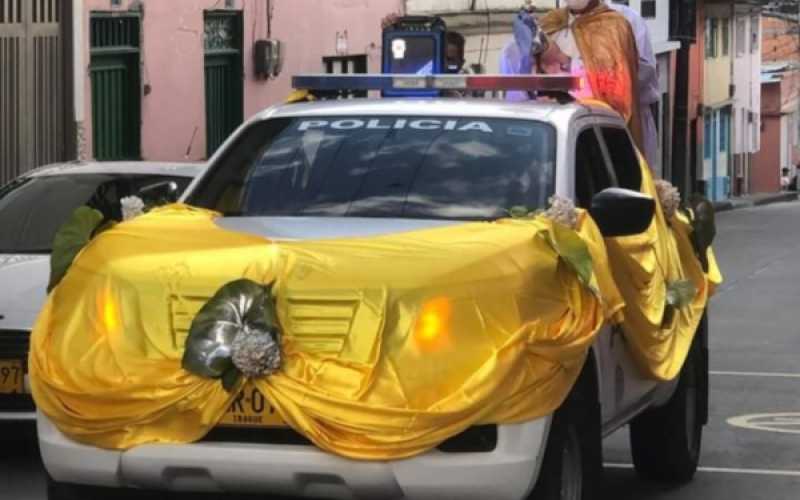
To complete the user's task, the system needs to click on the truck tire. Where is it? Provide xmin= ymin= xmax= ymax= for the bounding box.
xmin=628 ymin=330 xmax=706 ymax=483
xmin=529 ymin=359 xmax=602 ymax=500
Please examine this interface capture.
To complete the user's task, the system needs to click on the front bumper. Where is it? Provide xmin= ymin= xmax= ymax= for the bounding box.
xmin=39 ymin=413 xmax=550 ymax=500
xmin=0 ymin=329 xmax=34 ymax=421
xmin=0 ymin=374 xmax=35 ymax=421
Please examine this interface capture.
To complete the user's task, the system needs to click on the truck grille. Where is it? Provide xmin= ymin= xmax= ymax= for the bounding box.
xmin=285 ymin=296 xmax=359 ymax=355
xmin=169 ymin=294 xmax=361 ymax=356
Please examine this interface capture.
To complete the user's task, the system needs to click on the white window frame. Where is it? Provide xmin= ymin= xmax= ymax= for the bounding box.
xmin=751 ymin=16 xmax=759 ymax=53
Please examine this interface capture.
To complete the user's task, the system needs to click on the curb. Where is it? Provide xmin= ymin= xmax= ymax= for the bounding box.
xmin=713 ymin=193 xmax=798 ymax=213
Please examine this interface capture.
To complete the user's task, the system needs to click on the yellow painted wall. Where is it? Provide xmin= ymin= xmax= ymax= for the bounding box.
xmin=704 ymin=9 xmax=733 ymax=105
xmin=705 ymin=53 xmax=732 ymax=105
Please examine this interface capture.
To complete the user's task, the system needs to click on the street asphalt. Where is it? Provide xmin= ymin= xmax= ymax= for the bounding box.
xmin=3 ymin=201 xmax=800 ymax=499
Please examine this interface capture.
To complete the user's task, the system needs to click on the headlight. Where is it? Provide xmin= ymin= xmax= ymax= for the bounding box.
xmin=413 ymin=297 xmax=452 ymax=352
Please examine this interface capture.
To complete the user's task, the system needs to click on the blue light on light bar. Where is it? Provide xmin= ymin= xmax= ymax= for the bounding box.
xmin=291 ymin=74 xmax=581 ymax=94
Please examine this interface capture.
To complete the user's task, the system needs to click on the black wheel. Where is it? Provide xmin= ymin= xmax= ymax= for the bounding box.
xmin=529 ymin=359 xmax=602 ymax=500
xmin=629 ymin=325 xmax=707 ymax=483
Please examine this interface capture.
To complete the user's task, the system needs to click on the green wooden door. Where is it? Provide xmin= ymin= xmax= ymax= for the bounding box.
xmin=204 ymin=12 xmax=243 ymax=158
xmin=89 ymin=14 xmax=141 ymax=161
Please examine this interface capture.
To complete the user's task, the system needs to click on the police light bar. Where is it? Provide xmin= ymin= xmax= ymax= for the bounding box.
xmin=292 ymin=74 xmax=581 ymax=93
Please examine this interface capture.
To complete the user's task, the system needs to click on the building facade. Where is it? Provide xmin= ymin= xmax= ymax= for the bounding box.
xmin=731 ymin=2 xmax=762 ymax=195
xmin=74 ymin=0 xmax=402 ymax=162
xmin=753 ymin=12 xmax=800 ymax=193
xmin=702 ymin=1 xmax=734 ymax=202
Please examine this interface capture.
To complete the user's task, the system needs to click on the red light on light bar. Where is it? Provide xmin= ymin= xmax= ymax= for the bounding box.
xmin=291 ymin=74 xmax=581 ymax=93
xmin=464 ymin=75 xmax=580 ymax=91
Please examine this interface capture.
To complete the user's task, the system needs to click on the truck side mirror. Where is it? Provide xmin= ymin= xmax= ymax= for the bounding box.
xmin=590 ymin=188 xmax=655 ymax=237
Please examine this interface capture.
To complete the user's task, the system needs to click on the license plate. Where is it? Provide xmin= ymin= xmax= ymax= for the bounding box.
xmin=220 ymin=385 xmax=286 ymax=428
xmin=0 ymin=359 xmax=24 ymax=394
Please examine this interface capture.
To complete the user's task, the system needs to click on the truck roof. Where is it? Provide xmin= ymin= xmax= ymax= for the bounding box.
xmin=259 ymin=98 xmax=620 ymax=126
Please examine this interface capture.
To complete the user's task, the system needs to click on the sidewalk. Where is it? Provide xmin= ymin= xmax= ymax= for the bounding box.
xmin=713 ymin=192 xmax=799 ymax=212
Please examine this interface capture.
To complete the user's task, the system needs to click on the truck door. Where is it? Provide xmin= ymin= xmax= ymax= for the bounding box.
xmin=595 ymin=124 xmax=660 ymax=415
xmin=571 ymin=120 xmax=620 ymax=425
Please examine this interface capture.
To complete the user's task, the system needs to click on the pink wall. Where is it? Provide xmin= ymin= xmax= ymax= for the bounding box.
xmin=82 ymin=0 xmax=402 ymax=161
xmin=243 ymin=0 xmax=402 ymax=120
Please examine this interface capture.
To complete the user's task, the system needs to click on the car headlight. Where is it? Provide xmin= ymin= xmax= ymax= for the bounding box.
xmin=413 ymin=297 xmax=452 ymax=352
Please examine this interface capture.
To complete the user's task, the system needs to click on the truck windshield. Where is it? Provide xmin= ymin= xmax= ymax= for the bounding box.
xmin=190 ymin=116 xmax=556 ymax=220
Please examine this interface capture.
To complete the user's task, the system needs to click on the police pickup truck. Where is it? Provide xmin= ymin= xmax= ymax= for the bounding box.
xmin=39 ymin=75 xmax=712 ymax=500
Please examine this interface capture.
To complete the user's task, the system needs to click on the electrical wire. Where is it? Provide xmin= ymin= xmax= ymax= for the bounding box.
xmin=483 ymin=0 xmax=491 ymax=68
xmin=267 ymin=0 xmax=273 ymax=38
xmin=251 ymin=0 xmax=258 ymax=46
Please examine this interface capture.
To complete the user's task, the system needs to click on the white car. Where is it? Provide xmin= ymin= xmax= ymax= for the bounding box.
xmin=0 ymin=161 xmax=203 ymax=421
xmin=39 ymin=77 xmax=713 ymax=500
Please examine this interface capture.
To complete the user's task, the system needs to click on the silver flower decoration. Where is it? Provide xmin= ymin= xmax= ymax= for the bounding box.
xmin=231 ymin=325 xmax=282 ymax=378
xmin=666 ymin=280 xmax=697 ymax=308
xmin=543 ymin=195 xmax=578 ymax=229
xmin=655 ymin=180 xmax=681 ymax=219
xmin=120 ymin=196 xmax=145 ymax=221
xmin=182 ymin=279 xmax=282 ymax=391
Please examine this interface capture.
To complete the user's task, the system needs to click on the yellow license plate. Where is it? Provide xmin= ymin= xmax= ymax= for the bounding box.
xmin=220 ymin=385 xmax=286 ymax=428
xmin=0 ymin=359 xmax=24 ymax=394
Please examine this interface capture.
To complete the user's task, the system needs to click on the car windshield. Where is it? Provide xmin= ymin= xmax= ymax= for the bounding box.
xmin=0 ymin=173 xmax=192 ymax=253
xmin=189 ymin=116 xmax=556 ymax=220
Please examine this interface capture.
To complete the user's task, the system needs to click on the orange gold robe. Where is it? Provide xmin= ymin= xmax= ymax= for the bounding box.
xmin=540 ymin=5 xmax=644 ymax=153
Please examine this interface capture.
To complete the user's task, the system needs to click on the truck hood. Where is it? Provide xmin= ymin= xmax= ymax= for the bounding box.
xmin=0 ymin=254 xmax=49 ymax=331
xmin=45 ymin=205 xmax=573 ymax=371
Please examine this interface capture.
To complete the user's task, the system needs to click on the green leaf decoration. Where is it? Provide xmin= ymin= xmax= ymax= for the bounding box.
xmin=688 ymin=194 xmax=716 ymax=271
xmin=221 ymin=368 xmax=243 ymax=393
xmin=666 ymin=280 xmax=697 ymax=308
xmin=182 ymin=279 xmax=281 ymax=391
xmin=48 ymin=207 xmax=105 ymax=293
xmin=661 ymin=304 xmax=677 ymax=329
xmin=542 ymin=223 xmax=596 ymax=292
xmin=507 ymin=206 xmax=532 ymax=218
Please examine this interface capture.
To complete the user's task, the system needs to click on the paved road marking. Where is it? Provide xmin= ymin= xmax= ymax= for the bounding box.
xmin=0 ymin=412 xmax=35 ymax=421
xmin=728 ymin=413 xmax=800 ymax=434
xmin=711 ymin=370 xmax=800 ymax=379
xmin=605 ymin=463 xmax=800 ymax=477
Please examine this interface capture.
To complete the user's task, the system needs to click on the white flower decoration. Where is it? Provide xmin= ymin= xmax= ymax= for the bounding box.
xmin=655 ymin=180 xmax=681 ymax=219
xmin=120 ymin=196 xmax=145 ymax=221
xmin=543 ymin=195 xmax=578 ymax=229
xmin=231 ymin=326 xmax=282 ymax=378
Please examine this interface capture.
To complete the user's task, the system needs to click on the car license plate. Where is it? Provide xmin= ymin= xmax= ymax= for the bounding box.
xmin=220 ymin=385 xmax=286 ymax=428
xmin=0 ymin=359 xmax=24 ymax=394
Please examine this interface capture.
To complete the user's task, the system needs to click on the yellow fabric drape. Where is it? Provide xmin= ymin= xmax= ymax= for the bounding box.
xmin=31 ymin=207 xmax=620 ymax=458
xmin=540 ymin=5 xmax=644 ymax=153
xmin=30 ymin=163 xmax=721 ymax=458
xmin=607 ymin=161 xmax=722 ymax=380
